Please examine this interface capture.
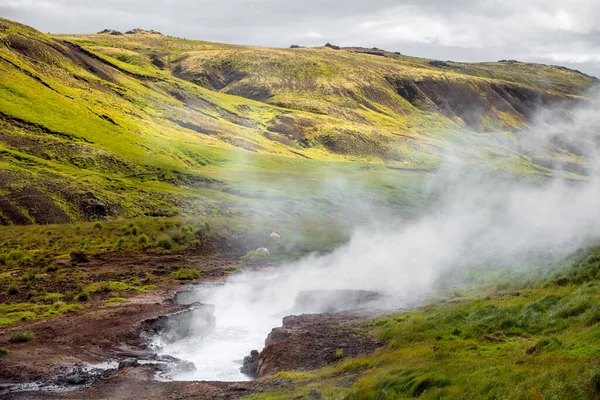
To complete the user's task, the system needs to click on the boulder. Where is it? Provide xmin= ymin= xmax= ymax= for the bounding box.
xmin=240 ymin=349 xmax=259 ymax=377
xmin=293 ymin=290 xmax=383 ymax=313
xmin=269 ymin=232 xmax=281 ymax=239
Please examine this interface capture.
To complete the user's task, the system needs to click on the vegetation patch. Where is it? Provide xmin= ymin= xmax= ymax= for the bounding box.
xmin=171 ymin=268 xmax=201 ymax=280
xmin=8 ymin=330 xmax=34 ymax=343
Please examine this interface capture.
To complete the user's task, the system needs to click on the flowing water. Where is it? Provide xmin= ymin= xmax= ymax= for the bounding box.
xmin=154 ymin=273 xmax=291 ymax=381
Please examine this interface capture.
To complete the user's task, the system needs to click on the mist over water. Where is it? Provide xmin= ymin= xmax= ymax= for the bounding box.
xmin=158 ymin=89 xmax=600 ymax=381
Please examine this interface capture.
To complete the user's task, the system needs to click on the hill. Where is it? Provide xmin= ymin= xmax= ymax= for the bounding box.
xmin=0 ymin=18 xmax=597 ymax=224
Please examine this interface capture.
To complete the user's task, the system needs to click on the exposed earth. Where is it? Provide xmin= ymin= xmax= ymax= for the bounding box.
xmin=0 ymin=241 xmax=384 ymax=399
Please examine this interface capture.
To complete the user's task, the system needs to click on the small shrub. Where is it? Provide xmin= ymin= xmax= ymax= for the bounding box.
xmin=45 ymin=265 xmax=58 ymax=273
xmin=139 ymin=234 xmax=149 ymax=244
xmin=88 ymin=281 xmax=130 ymax=293
xmin=8 ymin=331 xmax=34 ymax=343
xmin=93 ymin=222 xmax=103 ymax=230
xmin=116 ymin=237 xmax=125 ymax=247
xmin=8 ymin=250 xmax=24 ymax=261
xmin=171 ymin=268 xmax=201 ymax=280
xmin=224 ymin=265 xmax=242 ymax=274
xmin=21 ymin=271 xmax=36 ymax=282
xmin=158 ymin=239 xmax=173 ymax=249
xmin=131 ymin=226 xmax=140 ymax=236
xmin=76 ymin=291 xmax=90 ymax=302
xmin=0 ymin=347 xmax=9 ymax=356
xmin=0 ymin=254 xmax=6 ymax=265
xmin=6 ymin=284 xmax=18 ymax=295
xmin=45 ymin=293 xmax=64 ymax=301
xmin=181 ymin=226 xmax=191 ymax=235
xmin=335 ymin=348 xmax=344 ymax=358
xmin=587 ymin=369 xmax=600 ymax=397
xmin=170 ymin=234 xmax=182 ymax=243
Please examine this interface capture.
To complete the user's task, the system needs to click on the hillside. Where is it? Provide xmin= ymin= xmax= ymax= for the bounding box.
xmin=0 ymin=18 xmax=597 ymax=225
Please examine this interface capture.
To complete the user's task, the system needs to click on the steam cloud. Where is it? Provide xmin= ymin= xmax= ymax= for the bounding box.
xmin=159 ymin=88 xmax=600 ymax=381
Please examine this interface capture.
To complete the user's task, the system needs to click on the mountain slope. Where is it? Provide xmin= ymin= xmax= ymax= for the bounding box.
xmin=0 ymin=18 xmax=597 ymax=225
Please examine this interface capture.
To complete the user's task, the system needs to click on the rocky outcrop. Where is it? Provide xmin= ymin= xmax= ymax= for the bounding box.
xmin=255 ymin=313 xmax=382 ymax=377
xmin=144 ymin=303 xmax=216 ymax=344
xmin=292 ymin=289 xmax=385 ymax=313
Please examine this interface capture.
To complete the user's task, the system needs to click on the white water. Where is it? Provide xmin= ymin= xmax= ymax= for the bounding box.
xmin=156 ymin=274 xmax=293 ymax=381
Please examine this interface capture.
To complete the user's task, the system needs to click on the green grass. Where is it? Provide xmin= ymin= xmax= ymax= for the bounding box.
xmin=171 ymin=268 xmax=201 ymax=280
xmin=247 ymin=247 xmax=600 ymax=400
xmin=0 ymin=17 xmax=595 ymax=226
xmin=0 ymin=347 xmax=9 ymax=355
xmin=8 ymin=330 xmax=34 ymax=343
xmin=104 ymin=297 xmax=127 ymax=303
xmin=0 ymin=302 xmax=83 ymax=325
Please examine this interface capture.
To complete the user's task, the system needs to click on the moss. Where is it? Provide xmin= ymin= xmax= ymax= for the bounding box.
xmin=75 ymin=291 xmax=89 ymax=302
xmin=171 ymin=268 xmax=201 ymax=280
xmin=8 ymin=330 xmax=34 ymax=343
xmin=158 ymin=239 xmax=173 ymax=249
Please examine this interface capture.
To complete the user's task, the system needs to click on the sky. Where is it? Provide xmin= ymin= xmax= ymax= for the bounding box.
xmin=1 ymin=0 xmax=599 ymax=78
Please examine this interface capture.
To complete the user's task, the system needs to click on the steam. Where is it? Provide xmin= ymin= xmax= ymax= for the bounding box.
xmin=158 ymin=87 xmax=600 ymax=381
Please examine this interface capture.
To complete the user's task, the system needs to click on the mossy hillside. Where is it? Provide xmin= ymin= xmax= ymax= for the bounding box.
xmin=248 ymin=247 xmax=600 ymax=400
xmin=0 ymin=18 xmax=597 ymax=225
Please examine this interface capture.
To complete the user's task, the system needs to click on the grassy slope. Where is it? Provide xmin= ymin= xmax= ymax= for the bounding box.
xmin=0 ymin=18 xmax=596 ymax=225
xmin=1 ymin=19 xmax=600 ymax=398
xmin=249 ymin=248 xmax=600 ymax=399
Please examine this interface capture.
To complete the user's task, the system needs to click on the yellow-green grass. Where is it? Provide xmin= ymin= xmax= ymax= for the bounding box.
xmin=247 ymin=247 xmax=600 ymax=399
xmin=0 ymin=302 xmax=82 ymax=325
xmin=0 ymin=17 xmax=595 ymax=225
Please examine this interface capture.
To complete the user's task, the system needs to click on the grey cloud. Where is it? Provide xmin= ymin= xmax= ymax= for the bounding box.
xmin=0 ymin=0 xmax=598 ymax=77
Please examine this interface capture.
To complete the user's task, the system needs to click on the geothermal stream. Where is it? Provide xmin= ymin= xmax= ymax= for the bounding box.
xmin=152 ymin=268 xmax=403 ymax=382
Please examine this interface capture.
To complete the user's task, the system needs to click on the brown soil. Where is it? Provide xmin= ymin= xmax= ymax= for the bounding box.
xmin=0 ymin=244 xmax=380 ymax=399
xmin=256 ymin=313 xmax=383 ymax=377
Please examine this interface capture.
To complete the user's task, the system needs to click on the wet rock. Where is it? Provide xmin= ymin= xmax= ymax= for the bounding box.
xmin=144 ymin=303 xmax=216 ymax=344
xmin=50 ymin=364 xmax=116 ymax=387
xmin=265 ymin=327 xmax=292 ymax=347
xmin=293 ymin=290 xmax=384 ymax=313
xmin=240 ymin=350 xmax=259 ymax=378
xmin=153 ymin=355 xmax=196 ymax=379
xmin=69 ymin=251 xmax=89 ymax=264
xmin=118 ymin=358 xmax=139 ymax=369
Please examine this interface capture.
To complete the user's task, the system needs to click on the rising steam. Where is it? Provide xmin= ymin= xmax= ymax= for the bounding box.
xmin=158 ymin=88 xmax=600 ymax=381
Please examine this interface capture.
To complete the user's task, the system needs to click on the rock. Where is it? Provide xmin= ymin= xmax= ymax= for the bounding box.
xmin=265 ymin=327 xmax=292 ymax=347
xmin=256 ymin=247 xmax=269 ymax=257
xmin=97 ymin=29 xmax=123 ymax=35
xmin=292 ymin=290 xmax=384 ymax=313
xmin=240 ymin=350 xmax=259 ymax=378
xmin=145 ymin=304 xmax=216 ymax=344
xmin=269 ymin=232 xmax=280 ymax=239
xmin=309 ymin=388 xmax=322 ymax=399
xmin=125 ymin=28 xmax=163 ymax=35
xmin=118 ymin=359 xmax=139 ymax=369
xmin=69 ymin=251 xmax=89 ymax=264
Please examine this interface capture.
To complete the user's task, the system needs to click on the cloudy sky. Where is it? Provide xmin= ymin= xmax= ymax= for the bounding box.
xmin=2 ymin=0 xmax=599 ymax=77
